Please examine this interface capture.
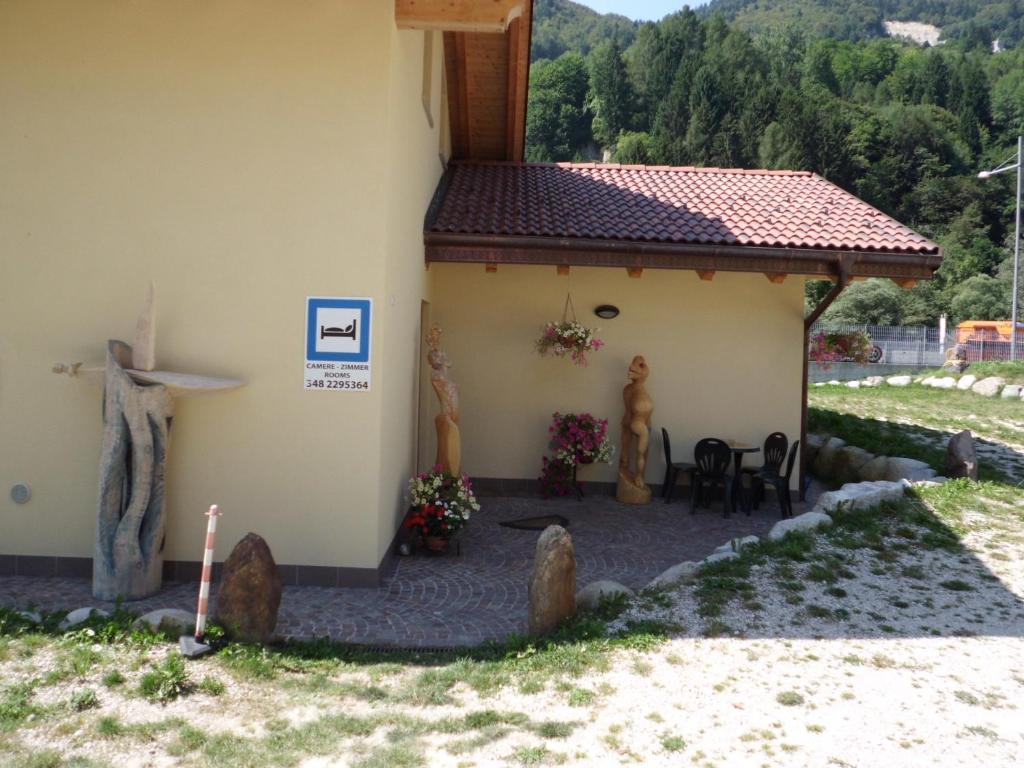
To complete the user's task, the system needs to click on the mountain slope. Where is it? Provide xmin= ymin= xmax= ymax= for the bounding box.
xmin=531 ymin=0 xmax=638 ymax=60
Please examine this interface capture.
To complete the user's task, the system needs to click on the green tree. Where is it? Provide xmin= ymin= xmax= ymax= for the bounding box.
xmin=613 ymin=131 xmax=653 ymax=164
xmin=588 ymin=40 xmax=634 ymax=150
xmin=950 ymin=275 xmax=1012 ymax=321
xmin=525 ymin=53 xmax=592 ymax=162
xmin=822 ymin=279 xmax=908 ymax=325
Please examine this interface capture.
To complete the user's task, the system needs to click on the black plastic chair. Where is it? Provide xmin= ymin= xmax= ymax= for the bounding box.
xmin=690 ymin=438 xmax=733 ymax=516
xmin=661 ymin=428 xmax=696 ymax=504
xmin=751 ymin=440 xmax=800 ymax=518
xmin=741 ymin=432 xmax=788 ymax=483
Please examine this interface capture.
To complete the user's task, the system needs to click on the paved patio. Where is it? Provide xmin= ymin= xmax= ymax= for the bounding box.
xmin=0 ymin=490 xmax=818 ymax=648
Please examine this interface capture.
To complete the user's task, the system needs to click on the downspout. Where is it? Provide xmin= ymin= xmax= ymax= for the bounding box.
xmin=799 ymin=256 xmax=854 ymax=500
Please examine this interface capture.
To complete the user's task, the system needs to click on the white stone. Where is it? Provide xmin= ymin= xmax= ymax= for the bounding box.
xmin=814 ymin=480 xmax=907 ymax=515
xmin=971 ymin=376 xmax=1006 ymax=397
xmin=704 ymin=550 xmax=741 ymax=564
xmin=883 ymin=457 xmax=937 ymax=482
xmin=846 ymin=380 xmax=861 ymax=389
xmin=862 ymin=376 xmax=884 ymax=387
xmin=1000 ymin=384 xmax=1021 ymax=399
xmin=648 ymin=561 xmax=700 ymax=589
xmin=59 ymin=607 xmax=109 ymax=631
xmin=957 ymin=374 xmax=976 ymax=390
xmin=132 ymin=608 xmax=195 ymax=636
xmin=886 ymin=375 xmax=912 ymax=387
xmin=18 ymin=610 xmax=42 ymax=624
xmin=576 ymin=580 xmax=634 ymax=611
xmin=768 ymin=512 xmax=833 ymax=541
xmin=921 ymin=376 xmax=936 ymax=386
xmin=931 ymin=377 xmax=957 ymax=390
xmin=827 ymin=380 xmax=841 ymax=386
xmin=813 ymin=382 xmax=826 ymax=387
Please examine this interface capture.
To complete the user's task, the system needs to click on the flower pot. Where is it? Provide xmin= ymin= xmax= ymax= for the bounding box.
xmin=423 ymin=535 xmax=449 ymax=552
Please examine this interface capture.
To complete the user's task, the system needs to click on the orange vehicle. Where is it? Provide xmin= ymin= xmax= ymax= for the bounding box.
xmin=954 ymin=320 xmax=1024 ymax=361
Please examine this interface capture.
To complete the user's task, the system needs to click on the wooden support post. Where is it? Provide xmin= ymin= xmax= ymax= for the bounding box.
xmin=557 ymin=265 xmax=570 ymax=276
xmin=485 ymin=263 xmax=497 ymax=273
xmin=764 ymin=273 xmax=787 ymax=284
xmin=696 ymin=270 xmax=715 ymax=281
xmin=626 ymin=267 xmax=643 ymax=278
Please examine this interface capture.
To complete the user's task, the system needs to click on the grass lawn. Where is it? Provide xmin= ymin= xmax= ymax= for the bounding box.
xmin=2 ymin=387 xmax=1022 ymax=767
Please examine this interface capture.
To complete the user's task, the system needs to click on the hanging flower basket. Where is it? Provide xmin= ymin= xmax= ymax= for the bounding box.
xmin=809 ymin=330 xmax=873 ymax=370
xmin=536 ymin=294 xmax=604 ymax=366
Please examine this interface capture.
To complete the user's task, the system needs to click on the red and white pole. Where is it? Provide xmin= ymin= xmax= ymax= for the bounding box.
xmin=194 ymin=504 xmax=221 ymax=641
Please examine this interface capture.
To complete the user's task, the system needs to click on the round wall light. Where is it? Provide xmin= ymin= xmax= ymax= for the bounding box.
xmin=594 ymin=304 xmax=620 ymax=320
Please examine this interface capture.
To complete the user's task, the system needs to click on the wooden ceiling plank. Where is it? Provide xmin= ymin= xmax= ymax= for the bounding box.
xmin=395 ymin=0 xmax=525 ymax=33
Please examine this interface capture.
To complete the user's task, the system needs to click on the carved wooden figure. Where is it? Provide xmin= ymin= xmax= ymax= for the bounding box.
xmin=426 ymin=325 xmax=461 ymax=476
xmin=617 ymin=355 xmax=653 ymax=505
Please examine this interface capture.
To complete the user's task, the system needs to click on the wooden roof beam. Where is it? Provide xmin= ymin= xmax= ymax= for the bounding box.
xmin=396 ymin=0 xmax=525 ymax=32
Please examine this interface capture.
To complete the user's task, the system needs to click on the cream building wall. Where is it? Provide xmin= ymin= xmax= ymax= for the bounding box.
xmin=421 ymin=265 xmax=806 ymax=491
xmin=0 ymin=1 xmax=444 ymax=575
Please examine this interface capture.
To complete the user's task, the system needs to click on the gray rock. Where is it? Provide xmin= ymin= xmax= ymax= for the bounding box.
xmin=883 ymin=457 xmax=936 ymax=482
xmin=59 ymin=607 xmax=109 ymax=631
xmin=832 ymin=446 xmax=876 ymax=485
xmin=945 ymin=429 xmax=978 ymax=481
xmin=18 ymin=610 xmax=42 ymax=624
xmin=812 ymin=436 xmax=847 ymax=480
xmin=971 ymin=376 xmax=1006 ymax=397
xmin=704 ymin=550 xmax=741 ymax=564
xmin=576 ymin=580 xmax=634 ymax=611
xmin=648 ymin=561 xmax=700 ymax=589
xmin=957 ymin=374 xmax=976 ymax=391
xmin=862 ymin=376 xmax=884 ymax=387
xmin=886 ymin=375 xmax=912 ymax=387
xmin=1000 ymin=384 xmax=1022 ymax=399
xmin=931 ymin=377 xmax=957 ymax=390
xmin=768 ymin=512 xmax=833 ymax=542
xmin=857 ymin=455 xmax=890 ymax=482
xmin=804 ymin=434 xmax=825 ymax=467
xmin=528 ymin=526 xmax=576 ymax=636
xmin=814 ymin=480 xmax=907 ymax=514
xmin=133 ymin=608 xmax=195 ymax=636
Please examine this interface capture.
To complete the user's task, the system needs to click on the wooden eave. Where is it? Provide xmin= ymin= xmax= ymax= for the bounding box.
xmin=396 ymin=0 xmax=526 ymax=33
xmin=422 ymin=231 xmax=944 ymax=282
xmin=440 ymin=2 xmax=531 ymax=161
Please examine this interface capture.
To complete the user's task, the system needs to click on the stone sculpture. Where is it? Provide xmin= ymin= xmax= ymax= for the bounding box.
xmin=617 ymin=355 xmax=653 ymax=505
xmin=528 ymin=525 xmax=576 ymax=635
xmin=426 ymin=325 xmax=461 ymax=476
xmin=55 ymin=286 xmax=243 ymax=600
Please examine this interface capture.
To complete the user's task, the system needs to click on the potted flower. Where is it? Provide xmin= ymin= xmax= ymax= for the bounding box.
xmin=808 ymin=330 xmax=873 ymax=369
xmin=405 ymin=468 xmax=479 ymax=551
xmin=539 ymin=412 xmax=614 ymax=497
xmin=536 ymin=320 xmax=604 ymax=366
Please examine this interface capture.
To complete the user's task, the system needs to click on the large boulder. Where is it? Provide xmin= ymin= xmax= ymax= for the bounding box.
xmin=576 ymin=580 xmax=633 ymax=612
xmin=862 ymin=376 xmax=884 ymax=388
xmin=883 ymin=457 xmax=936 ymax=482
xmin=1000 ymin=384 xmax=1022 ymax=400
xmin=814 ymin=480 xmax=907 ymax=514
xmin=214 ymin=533 xmax=282 ymax=643
xmin=803 ymin=434 xmax=825 ymax=468
xmin=957 ymin=374 xmax=976 ymax=391
xmin=133 ymin=608 xmax=195 ymax=636
xmin=857 ymin=455 xmax=890 ymax=482
xmin=648 ymin=561 xmax=700 ymax=590
xmin=768 ymin=512 xmax=833 ymax=542
xmin=528 ymin=526 xmax=576 ymax=635
xmin=886 ymin=375 xmax=912 ymax=387
xmin=832 ymin=446 xmax=876 ymax=485
xmin=931 ymin=377 xmax=957 ymax=390
xmin=945 ymin=430 xmax=978 ymax=481
xmin=812 ymin=436 xmax=846 ymax=480
xmin=971 ymin=377 xmax=1006 ymax=397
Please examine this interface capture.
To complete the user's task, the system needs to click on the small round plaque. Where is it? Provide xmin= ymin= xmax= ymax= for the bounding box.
xmin=10 ymin=483 xmax=31 ymax=504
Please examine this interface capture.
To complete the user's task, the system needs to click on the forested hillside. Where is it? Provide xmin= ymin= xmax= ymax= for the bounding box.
xmin=526 ymin=4 xmax=1024 ymax=325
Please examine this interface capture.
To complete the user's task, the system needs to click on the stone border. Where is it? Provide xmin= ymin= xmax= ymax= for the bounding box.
xmin=813 ymin=373 xmax=1023 ymax=400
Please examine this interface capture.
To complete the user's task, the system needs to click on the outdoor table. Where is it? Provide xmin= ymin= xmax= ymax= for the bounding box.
xmin=727 ymin=441 xmax=760 ymax=516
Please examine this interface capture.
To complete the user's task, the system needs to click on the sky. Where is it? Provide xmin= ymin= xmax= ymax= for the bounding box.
xmin=576 ymin=1 xmax=711 ymax=22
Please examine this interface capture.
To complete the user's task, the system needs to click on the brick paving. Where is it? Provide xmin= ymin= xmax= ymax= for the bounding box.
xmin=0 ymin=491 xmax=817 ymax=648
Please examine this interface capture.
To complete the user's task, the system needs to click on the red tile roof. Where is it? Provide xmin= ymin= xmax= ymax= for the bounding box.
xmin=428 ymin=162 xmax=939 ymax=255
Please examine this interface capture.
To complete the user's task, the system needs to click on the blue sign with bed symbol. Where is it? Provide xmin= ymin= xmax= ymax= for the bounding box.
xmin=306 ymin=298 xmax=372 ymax=362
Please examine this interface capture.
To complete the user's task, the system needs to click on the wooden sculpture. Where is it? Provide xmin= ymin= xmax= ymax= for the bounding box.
xmin=617 ymin=355 xmax=653 ymax=505
xmin=55 ymin=285 xmax=243 ymax=600
xmin=426 ymin=325 xmax=461 ymax=476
